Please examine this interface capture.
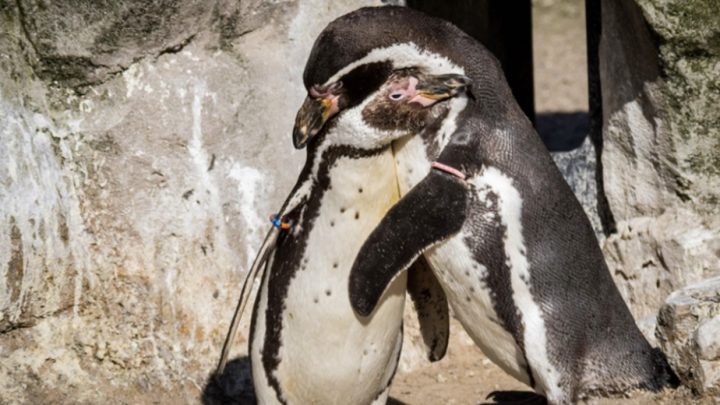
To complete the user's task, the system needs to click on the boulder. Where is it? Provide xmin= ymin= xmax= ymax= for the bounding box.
xmin=657 ymin=277 xmax=720 ymax=395
xmin=603 ymin=208 xmax=720 ymax=320
xmin=599 ymin=0 xmax=720 ymax=317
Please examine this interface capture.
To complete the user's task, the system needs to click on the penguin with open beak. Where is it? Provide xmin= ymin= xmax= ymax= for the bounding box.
xmin=329 ymin=6 xmax=679 ymax=405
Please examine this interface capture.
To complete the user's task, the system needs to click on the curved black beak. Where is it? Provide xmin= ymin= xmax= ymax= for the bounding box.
xmin=293 ymin=81 xmax=344 ymax=149
xmin=415 ymin=73 xmax=472 ymax=102
xmin=292 ymin=97 xmax=333 ymax=149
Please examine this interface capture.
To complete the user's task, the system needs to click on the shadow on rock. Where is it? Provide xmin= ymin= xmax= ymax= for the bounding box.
xmin=480 ymin=390 xmax=548 ymax=405
xmin=536 ymin=111 xmax=589 ymax=152
xmin=202 ymin=356 xmax=256 ymax=405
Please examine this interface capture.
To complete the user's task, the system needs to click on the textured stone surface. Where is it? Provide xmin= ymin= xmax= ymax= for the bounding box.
xmin=657 ymin=277 xmax=720 ymax=395
xmin=0 ymin=1 xmax=389 ymax=402
xmin=599 ymin=0 xmax=720 ymax=320
xmin=550 ymin=136 xmax=603 ymax=239
xmin=604 ymin=208 xmax=720 ymax=320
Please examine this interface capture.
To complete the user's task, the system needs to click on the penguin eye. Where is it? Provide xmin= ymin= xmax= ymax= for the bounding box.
xmin=389 ymin=92 xmax=405 ymax=101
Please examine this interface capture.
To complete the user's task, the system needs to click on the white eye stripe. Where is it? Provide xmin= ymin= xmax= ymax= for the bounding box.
xmin=324 ymin=43 xmax=465 ymax=86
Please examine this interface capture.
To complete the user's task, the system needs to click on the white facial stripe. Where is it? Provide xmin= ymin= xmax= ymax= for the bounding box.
xmin=325 ymin=42 xmax=465 ymax=85
xmin=437 ymin=96 xmax=467 ymax=151
xmin=326 ymin=92 xmax=408 ymax=149
xmin=470 ymin=166 xmax=564 ymax=400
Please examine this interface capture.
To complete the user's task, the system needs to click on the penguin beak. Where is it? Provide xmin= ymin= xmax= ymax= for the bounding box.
xmin=292 ymin=97 xmax=335 ymax=149
xmin=292 ymin=83 xmax=343 ymax=149
xmin=410 ymin=74 xmax=471 ymax=107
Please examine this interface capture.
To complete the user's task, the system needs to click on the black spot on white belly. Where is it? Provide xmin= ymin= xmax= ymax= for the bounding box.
xmin=257 ymin=141 xmax=390 ymax=402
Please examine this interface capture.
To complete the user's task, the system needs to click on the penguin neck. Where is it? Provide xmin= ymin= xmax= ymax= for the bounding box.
xmin=392 ymin=95 xmax=468 ymax=194
xmin=280 ymin=129 xmax=396 ymax=229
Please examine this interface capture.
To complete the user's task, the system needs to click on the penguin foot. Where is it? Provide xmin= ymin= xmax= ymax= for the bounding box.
xmin=481 ymin=390 xmax=547 ymax=405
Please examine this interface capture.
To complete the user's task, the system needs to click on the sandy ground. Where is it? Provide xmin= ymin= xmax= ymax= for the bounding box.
xmin=388 ymin=319 xmax=711 ymax=405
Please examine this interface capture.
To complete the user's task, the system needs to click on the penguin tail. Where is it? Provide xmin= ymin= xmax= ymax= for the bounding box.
xmin=580 ymin=337 xmax=680 ymax=396
xmin=642 ymin=348 xmax=680 ymax=391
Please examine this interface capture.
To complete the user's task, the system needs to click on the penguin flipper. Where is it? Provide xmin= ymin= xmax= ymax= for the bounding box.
xmin=407 ymin=256 xmax=449 ymax=362
xmin=349 ymin=170 xmax=467 ymax=316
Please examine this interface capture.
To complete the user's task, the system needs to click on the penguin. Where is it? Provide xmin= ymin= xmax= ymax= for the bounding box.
xmin=333 ymin=7 xmax=681 ymax=405
xmin=246 ymin=9 xmax=487 ymax=403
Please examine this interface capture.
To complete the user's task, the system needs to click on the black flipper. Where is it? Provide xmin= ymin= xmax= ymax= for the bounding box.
xmin=407 ymin=256 xmax=450 ymax=362
xmin=349 ymin=170 xmax=468 ymax=316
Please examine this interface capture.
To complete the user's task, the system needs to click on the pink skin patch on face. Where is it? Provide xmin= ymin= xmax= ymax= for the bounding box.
xmin=387 ymin=76 xmax=436 ymax=107
xmin=325 ymin=94 xmax=340 ymax=116
xmin=310 ymin=83 xmax=342 ymax=117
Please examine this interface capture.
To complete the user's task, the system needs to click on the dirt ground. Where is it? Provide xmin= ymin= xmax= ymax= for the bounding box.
xmin=388 ymin=319 xmax=712 ymax=405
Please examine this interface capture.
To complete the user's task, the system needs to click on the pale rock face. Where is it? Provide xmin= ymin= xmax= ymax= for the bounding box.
xmin=599 ymin=0 xmax=720 ymax=327
xmin=0 ymin=1 xmax=399 ymax=402
xmin=656 ymin=277 xmax=720 ymax=395
xmin=550 ymin=137 xmax=603 ymax=239
xmin=603 ymin=208 xmax=720 ymax=320
xmin=599 ymin=1 xmax=719 ymax=396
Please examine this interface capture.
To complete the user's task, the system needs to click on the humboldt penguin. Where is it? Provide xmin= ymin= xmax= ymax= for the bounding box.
xmin=245 ymin=8 xmax=497 ymax=404
xmin=320 ymin=6 xmax=680 ymax=405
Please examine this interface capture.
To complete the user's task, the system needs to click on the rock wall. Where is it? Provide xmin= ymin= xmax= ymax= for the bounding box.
xmin=0 ymin=1 xmax=391 ymax=402
xmin=599 ymin=0 xmax=720 ymax=320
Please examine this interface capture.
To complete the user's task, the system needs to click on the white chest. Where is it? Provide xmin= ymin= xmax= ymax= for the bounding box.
xmin=392 ymin=133 xmax=431 ymax=195
xmin=252 ymin=151 xmax=407 ymax=405
xmin=424 ymin=233 xmax=531 ymax=386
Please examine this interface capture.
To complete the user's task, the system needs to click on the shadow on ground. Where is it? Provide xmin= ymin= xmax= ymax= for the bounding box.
xmin=202 ymin=356 xmax=256 ymax=405
xmin=200 ymin=356 xmax=411 ymax=405
xmin=480 ymin=390 xmax=548 ymax=405
xmin=536 ymin=111 xmax=589 ymax=152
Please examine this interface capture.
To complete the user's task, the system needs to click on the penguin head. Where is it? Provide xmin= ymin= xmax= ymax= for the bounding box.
xmin=292 ymin=65 xmax=471 ymax=149
xmin=361 ymin=69 xmax=471 ymax=134
xmin=292 ymin=7 xmax=482 ymax=150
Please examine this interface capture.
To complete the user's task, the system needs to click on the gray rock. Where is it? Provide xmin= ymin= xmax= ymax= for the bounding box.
xmin=657 ymin=277 xmax=720 ymax=395
xmin=603 ymin=208 xmax=720 ymax=320
xmin=636 ymin=315 xmax=659 ymax=347
xmin=599 ymin=0 xmax=720 ymax=318
xmin=550 ymin=136 xmax=603 ymax=240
